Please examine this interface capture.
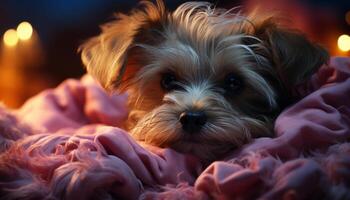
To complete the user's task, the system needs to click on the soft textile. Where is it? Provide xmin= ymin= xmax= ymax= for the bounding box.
xmin=0 ymin=57 xmax=349 ymax=200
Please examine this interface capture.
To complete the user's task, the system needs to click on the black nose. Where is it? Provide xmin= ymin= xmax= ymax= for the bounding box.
xmin=179 ymin=111 xmax=207 ymax=133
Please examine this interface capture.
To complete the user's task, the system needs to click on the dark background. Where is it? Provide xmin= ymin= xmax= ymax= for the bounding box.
xmin=0 ymin=0 xmax=349 ymax=107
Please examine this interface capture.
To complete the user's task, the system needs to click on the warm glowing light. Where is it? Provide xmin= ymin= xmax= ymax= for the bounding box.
xmin=338 ymin=34 xmax=350 ymax=52
xmin=3 ymin=29 xmax=19 ymax=47
xmin=16 ymin=21 xmax=33 ymax=40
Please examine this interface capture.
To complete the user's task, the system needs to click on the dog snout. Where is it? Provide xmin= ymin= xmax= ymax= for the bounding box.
xmin=179 ymin=111 xmax=207 ymax=133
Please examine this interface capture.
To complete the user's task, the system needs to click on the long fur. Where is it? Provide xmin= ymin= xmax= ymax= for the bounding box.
xmin=80 ymin=0 xmax=328 ymax=160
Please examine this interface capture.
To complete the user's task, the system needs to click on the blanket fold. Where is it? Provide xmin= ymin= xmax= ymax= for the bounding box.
xmin=0 ymin=57 xmax=349 ymax=200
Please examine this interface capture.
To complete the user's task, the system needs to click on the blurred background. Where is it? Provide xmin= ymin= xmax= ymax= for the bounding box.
xmin=0 ymin=0 xmax=349 ymax=108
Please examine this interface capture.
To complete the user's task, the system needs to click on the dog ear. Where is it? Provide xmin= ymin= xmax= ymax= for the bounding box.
xmin=253 ymin=18 xmax=329 ymax=95
xmin=79 ymin=0 xmax=166 ymax=91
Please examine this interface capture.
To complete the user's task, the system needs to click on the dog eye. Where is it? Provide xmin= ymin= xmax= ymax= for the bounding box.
xmin=223 ymin=73 xmax=243 ymax=94
xmin=161 ymin=72 xmax=180 ymax=91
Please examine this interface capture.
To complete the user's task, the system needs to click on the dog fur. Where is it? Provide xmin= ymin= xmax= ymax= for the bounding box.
xmin=80 ymin=0 xmax=328 ymax=160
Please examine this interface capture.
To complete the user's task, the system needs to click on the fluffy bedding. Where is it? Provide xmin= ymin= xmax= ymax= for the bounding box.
xmin=0 ymin=57 xmax=349 ymax=200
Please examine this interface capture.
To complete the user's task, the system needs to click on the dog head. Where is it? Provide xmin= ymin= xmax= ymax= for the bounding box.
xmin=80 ymin=0 xmax=328 ymax=160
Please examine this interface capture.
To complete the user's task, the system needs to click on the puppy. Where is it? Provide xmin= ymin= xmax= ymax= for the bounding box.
xmin=80 ymin=0 xmax=328 ymax=160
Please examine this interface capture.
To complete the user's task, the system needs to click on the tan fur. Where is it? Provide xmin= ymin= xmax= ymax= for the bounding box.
xmin=80 ymin=1 xmax=328 ymax=160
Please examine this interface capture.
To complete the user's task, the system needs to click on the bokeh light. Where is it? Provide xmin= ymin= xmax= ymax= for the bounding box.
xmin=16 ymin=21 xmax=33 ymax=40
xmin=0 ymin=1 xmax=348 ymax=108
xmin=337 ymin=34 xmax=350 ymax=52
xmin=3 ymin=29 xmax=19 ymax=47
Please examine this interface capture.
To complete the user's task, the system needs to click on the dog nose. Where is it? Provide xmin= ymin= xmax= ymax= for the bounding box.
xmin=179 ymin=111 xmax=207 ymax=133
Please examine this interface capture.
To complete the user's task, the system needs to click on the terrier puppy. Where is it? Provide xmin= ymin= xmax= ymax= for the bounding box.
xmin=80 ymin=0 xmax=328 ymax=160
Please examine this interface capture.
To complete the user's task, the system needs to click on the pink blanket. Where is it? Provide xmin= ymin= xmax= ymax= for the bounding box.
xmin=0 ymin=57 xmax=349 ymax=200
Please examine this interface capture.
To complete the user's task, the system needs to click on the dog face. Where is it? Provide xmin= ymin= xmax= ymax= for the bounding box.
xmin=80 ymin=1 xmax=328 ymax=160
